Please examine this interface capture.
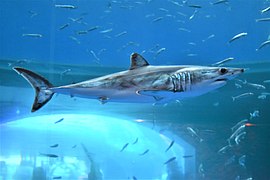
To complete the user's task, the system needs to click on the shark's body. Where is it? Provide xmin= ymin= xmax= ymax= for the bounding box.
xmin=13 ymin=53 xmax=244 ymax=112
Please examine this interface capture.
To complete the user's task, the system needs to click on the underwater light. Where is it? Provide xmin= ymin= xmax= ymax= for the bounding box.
xmin=0 ymin=114 xmax=196 ymax=179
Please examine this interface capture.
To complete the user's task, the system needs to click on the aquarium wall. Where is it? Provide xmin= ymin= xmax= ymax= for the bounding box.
xmin=1 ymin=0 xmax=270 ymax=180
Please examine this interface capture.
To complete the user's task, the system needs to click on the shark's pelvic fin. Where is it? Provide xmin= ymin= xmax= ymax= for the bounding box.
xmin=129 ymin=53 xmax=149 ymax=70
xmin=13 ymin=67 xmax=54 ymax=112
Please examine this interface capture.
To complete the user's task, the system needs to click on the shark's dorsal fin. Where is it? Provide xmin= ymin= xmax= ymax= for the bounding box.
xmin=129 ymin=53 xmax=149 ymax=70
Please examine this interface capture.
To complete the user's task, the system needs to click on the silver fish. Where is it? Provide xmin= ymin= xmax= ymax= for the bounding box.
xmin=187 ymin=127 xmax=203 ymax=142
xmin=55 ymin=4 xmax=76 ymax=9
xmin=139 ymin=149 xmax=149 ymax=156
xmin=229 ymin=32 xmax=247 ymax=43
xmin=218 ymin=145 xmax=231 ymax=154
xmin=132 ymin=137 xmax=138 ymax=144
xmin=256 ymin=18 xmax=270 ymax=22
xmin=246 ymin=82 xmax=266 ymax=89
xmin=152 ymin=17 xmax=163 ymax=22
xmin=232 ymin=92 xmax=254 ymax=101
xmin=22 ymin=33 xmax=42 ymax=38
xmin=120 ymin=143 xmax=129 ymax=152
xmin=261 ymin=7 xmax=270 ymax=13
xmin=256 ymin=40 xmax=270 ymax=51
xmin=211 ymin=57 xmax=234 ymax=66
xmin=50 ymin=144 xmax=59 ymax=148
xmin=115 ymin=31 xmax=127 ymax=37
xmin=164 ymin=156 xmax=176 ymax=164
xmin=40 ymin=153 xmax=58 ymax=158
xmin=165 ymin=140 xmax=174 ymax=152
xmin=13 ymin=53 xmax=244 ymax=112
xmin=235 ymin=131 xmax=246 ymax=145
xmin=231 ymin=119 xmax=248 ymax=132
xmin=211 ymin=0 xmax=229 ymax=5
xmin=54 ymin=118 xmax=64 ymax=124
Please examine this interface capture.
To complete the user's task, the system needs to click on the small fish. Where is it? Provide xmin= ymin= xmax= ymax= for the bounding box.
xmin=120 ymin=143 xmax=129 ymax=152
xmin=234 ymin=83 xmax=242 ymax=88
xmin=261 ymin=6 xmax=270 ymax=13
xmin=256 ymin=40 xmax=270 ymax=51
xmin=182 ymin=155 xmax=193 ymax=158
xmin=263 ymin=80 xmax=270 ymax=83
xmin=258 ymin=94 xmax=267 ymax=99
xmin=188 ymin=5 xmax=202 ymax=8
xmin=152 ymin=17 xmax=163 ymax=23
xmin=235 ymin=131 xmax=246 ymax=145
xmin=211 ymin=57 xmax=234 ymax=66
xmin=132 ymin=176 xmax=137 ymax=180
xmin=165 ymin=140 xmax=174 ymax=152
xmin=132 ymin=138 xmax=138 ymax=144
xmin=61 ymin=68 xmax=71 ymax=76
xmin=187 ymin=53 xmax=198 ymax=57
xmin=250 ymin=110 xmax=259 ymax=119
xmin=232 ymin=92 xmax=254 ymax=101
xmin=22 ymin=33 xmax=43 ymax=38
xmin=69 ymin=36 xmax=80 ymax=44
xmin=59 ymin=23 xmax=69 ymax=30
xmin=189 ymin=9 xmax=198 ymax=20
xmin=55 ymin=4 xmax=77 ymax=9
xmin=53 ymin=176 xmax=62 ymax=179
xmin=198 ymin=163 xmax=205 ymax=177
xmin=211 ymin=0 xmax=229 ymax=5
xmin=88 ymin=26 xmax=99 ymax=32
xmin=54 ymin=118 xmax=64 ymax=124
xmin=69 ymin=17 xmax=83 ymax=22
xmin=76 ymin=30 xmax=88 ymax=35
xmin=139 ymin=149 xmax=149 ymax=156
xmin=218 ymin=145 xmax=231 ymax=154
xmin=228 ymin=124 xmax=245 ymax=145
xmin=159 ymin=8 xmax=169 ymax=12
xmin=224 ymin=155 xmax=235 ymax=166
xmin=28 ymin=10 xmax=38 ymax=18
xmin=100 ymin=28 xmax=113 ymax=33
xmin=170 ymin=1 xmax=183 ymax=7
xmin=255 ymin=18 xmax=270 ymax=22
xmin=155 ymin=48 xmax=166 ymax=57
xmin=238 ymin=155 xmax=246 ymax=168
xmin=88 ymin=50 xmax=100 ymax=63
xmin=72 ymin=145 xmax=77 ymax=148
xmin=187 ymin=127 xmax=203 ymax=142
xmin=231 ymin=119 xmax=248 ymax=132
xmin=40 ymin=153 xmax=58 ymax=158
xmin=50 ymin=144 xmax=59 ymax=148
xmin=178 ymin=28 xmax=191 ymax=33
xmin=202 ymin=34 xmax=215 ymax=42
xmin=177 ymin=12 xmax=187 ymax=17
xmin=229 ymin=32 xmax=248 ymax=43
xmin=188 ymin=42 xmax=196 ymax=46
xmin=247 ymin=82 xmax=266 ymax=89
xmin=115 ymin=31 xmax=127 ymax=37
xmin=164 ymin=157 xmax=176 ymax=165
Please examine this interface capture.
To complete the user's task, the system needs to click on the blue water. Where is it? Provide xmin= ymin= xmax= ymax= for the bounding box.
xmin=1 ymin=0 xmax=270 ymax=180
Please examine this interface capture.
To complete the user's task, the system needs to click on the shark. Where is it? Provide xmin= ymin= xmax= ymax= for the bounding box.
xmin=13 ymin=53 xmax=244 ymax=112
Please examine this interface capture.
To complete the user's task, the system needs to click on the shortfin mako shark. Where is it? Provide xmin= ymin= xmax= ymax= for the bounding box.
xmin=13 ymin=53 xmax=244 ymax=112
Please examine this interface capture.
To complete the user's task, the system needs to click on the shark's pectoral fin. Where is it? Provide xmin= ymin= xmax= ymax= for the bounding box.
xmin=129 ymin=53 xmax=149 ymax=70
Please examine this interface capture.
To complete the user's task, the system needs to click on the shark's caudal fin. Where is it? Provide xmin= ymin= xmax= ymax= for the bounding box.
xmin=13 ymin=67 xmax=54 ymax=112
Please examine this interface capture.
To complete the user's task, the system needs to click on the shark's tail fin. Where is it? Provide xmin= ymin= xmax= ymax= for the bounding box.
xmin=13 ymin=67 xmax=54 ymax=112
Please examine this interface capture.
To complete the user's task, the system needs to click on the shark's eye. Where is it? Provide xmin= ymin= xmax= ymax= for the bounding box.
xmin=219 ymin=68 xmax=228 ymax=74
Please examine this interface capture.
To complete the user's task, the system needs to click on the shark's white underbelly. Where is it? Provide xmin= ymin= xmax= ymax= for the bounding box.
xmin=50 ymin=87 xmax=206 ymax=103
